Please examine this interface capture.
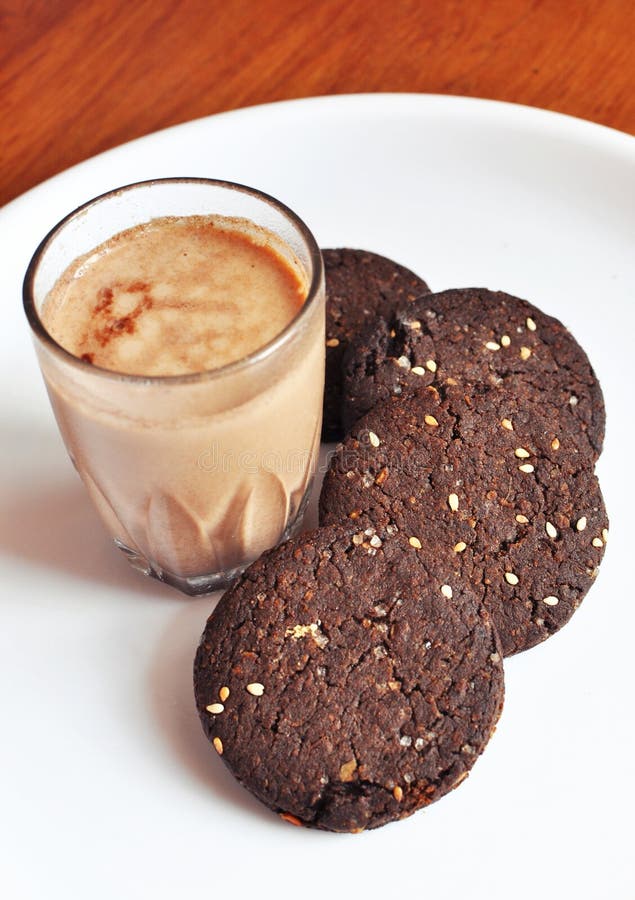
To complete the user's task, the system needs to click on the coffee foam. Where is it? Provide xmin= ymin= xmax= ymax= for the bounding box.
xmin=41 ymin=215 xmax=307 ymax=377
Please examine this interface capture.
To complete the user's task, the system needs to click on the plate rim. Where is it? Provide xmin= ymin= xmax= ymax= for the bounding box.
xmin=3 ymin=92 xmax=634 ymax=217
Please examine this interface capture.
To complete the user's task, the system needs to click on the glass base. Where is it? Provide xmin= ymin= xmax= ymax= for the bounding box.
xmin=114 ymin=481 xmax=313 ymax=596
xmin=116 ymin=541 xmax=249 ymax=595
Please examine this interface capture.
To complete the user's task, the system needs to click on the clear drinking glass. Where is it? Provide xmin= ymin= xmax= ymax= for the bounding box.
xmin=23 ymin=178 xmax=325 ymax=595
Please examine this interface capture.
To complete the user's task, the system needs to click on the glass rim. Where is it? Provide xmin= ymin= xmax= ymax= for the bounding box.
xmin=22 ymin=177 xmax=324 ymax=385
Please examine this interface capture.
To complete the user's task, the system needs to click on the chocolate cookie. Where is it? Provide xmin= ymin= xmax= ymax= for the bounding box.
xmin=194 ymin=525 xmax=504 ymax=832
xmin=342 ymin=287 xmax=605 ymax=457
xmin=320 ymin=385 xmax=607 ymax=655
xmin=481 ymin=470 xmax=608 ymax=655
xmin=321 ymin=248 xmax=430 ymax=441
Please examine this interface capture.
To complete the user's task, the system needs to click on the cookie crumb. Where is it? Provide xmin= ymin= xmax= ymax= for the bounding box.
xmin=340 ymin=759 xmax=357 ymax=782
xmin=285 ymin=623 xmax=329 ymax=648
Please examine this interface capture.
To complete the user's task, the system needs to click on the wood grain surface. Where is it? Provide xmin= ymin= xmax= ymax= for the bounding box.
xmin=2 ymin=0 xmax=635 ymax=207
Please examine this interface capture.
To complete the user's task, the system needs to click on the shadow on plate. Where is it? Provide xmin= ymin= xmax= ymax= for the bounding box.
xmin=0 ymin=421 xmax=173 ymax=598
xmin=2 ymin=421 xmax=333 ymax=600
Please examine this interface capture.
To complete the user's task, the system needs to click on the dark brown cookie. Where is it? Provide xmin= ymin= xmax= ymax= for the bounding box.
xmin=194 ymin=525 xmax=504 ymax=832
xmin=320 ymin=385 xmax=607 ymax=656
xmin=321 ymin=248 xmax=430 ymax=441
xmin=342 ymin=287 xmax=605 ymax=458
xmin=481 ymin=471 xmax=608 ymax=655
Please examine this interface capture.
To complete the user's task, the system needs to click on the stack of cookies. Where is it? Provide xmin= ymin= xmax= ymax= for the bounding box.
xmin=194 ymin=249 xmax=608 ymax=833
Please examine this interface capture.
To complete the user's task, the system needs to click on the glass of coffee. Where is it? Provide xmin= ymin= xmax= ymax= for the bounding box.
xmin=23 ymin=178 xmax=325 ymax=595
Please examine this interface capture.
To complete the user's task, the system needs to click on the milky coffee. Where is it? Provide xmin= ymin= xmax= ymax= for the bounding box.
xmin=37 ymin=213 xmax=324 ymax=588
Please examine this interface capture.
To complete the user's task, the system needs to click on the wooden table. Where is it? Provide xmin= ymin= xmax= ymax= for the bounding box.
xmin=3 ymin=0 xmax=635 ymax=207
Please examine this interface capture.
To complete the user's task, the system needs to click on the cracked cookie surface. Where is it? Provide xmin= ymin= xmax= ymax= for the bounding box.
xmin=320 ymin=386 xmax=607 ymax=656
xmin=193 ymin=525 xmax=504 ymax=832
xmin=342 ymin=287 xmax=605 ymax=457
xmin=322 ymin=248 xmax=430 ymax=441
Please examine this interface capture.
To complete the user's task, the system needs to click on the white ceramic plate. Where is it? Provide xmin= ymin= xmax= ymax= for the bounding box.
xmin=1 ymin=95 xmax=633 ymax=900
